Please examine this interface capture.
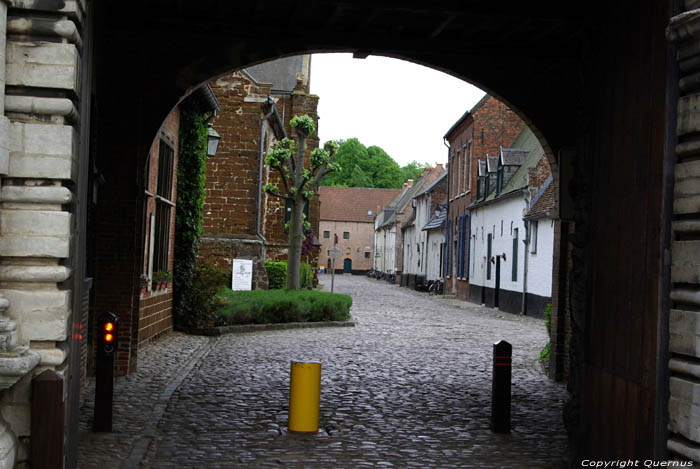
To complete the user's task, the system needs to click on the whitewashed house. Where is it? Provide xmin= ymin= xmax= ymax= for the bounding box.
xmin=468 ymin=127 xmax=555 ymax=318
xmin=401 ymin=172 xmax=447 ymax=289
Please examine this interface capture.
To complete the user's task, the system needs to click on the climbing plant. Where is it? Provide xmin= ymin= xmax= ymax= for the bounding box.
xmin=174 ymin=110 xmax=208 ymax=326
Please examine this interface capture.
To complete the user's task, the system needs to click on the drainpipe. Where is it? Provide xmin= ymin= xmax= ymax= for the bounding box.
xmin=521 ymin=190 xmax=530 ymax=315
xmin=257 ymin=97 xmax=287 ymax=247
xmin=443 ymin=138 xmax=450 ymax=290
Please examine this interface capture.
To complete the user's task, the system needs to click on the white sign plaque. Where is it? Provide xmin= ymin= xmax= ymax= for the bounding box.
xmin=232 ymin=259 xmax=253 ymax=291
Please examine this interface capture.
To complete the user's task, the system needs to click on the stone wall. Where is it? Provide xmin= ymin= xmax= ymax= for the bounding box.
xmin=665 ymin=7 xmax=700 ymax=461
xmin=0 ymin=0 xmax=87 ymax=466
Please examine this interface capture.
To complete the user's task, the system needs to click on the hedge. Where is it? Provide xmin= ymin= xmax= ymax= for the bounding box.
xmin=265 ymin=260 xmax=313 ymax=289
xmin=213 ymin=288 xmax=352 ymax=325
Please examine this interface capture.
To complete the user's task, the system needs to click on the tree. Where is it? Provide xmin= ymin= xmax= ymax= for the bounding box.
xmin=350 ymin=164 xmax=373 ymax=187
xmin=321 ymin=138 xmax=367 ymax=186
xmin=365 ymin=145 xmax=402 ymax=188
xmin=400 ymin=160 xmax=427 ymax=183
xmin=264 ymin=115 xmax=339 ymax=290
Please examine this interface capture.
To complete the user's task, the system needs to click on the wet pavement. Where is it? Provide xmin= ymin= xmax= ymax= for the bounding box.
xmin=77 ymin=275 xmax=568 ymax=468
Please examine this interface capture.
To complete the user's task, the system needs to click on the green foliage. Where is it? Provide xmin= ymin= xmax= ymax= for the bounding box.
xmin=174 ymin=111 xmax=208 ymax=326
xmin=350 ymin=165 xmax=373 ymax=188
xmin=265 ymin=260 xmax=313 ymax=289
xmin=320 ymin=138 xmax=427 ymax=189
xmin=265 ymin=261 xmax=287 ymax=290
xmin=400 ymin=160 xmax=428 ymax=184
xmin=539 ymin=303 xmax=553 ymax=367
xmin=213 ymin=289 xmax=352 ymax=325
xmin=178 ymin=259 xmax=230 ymax=328
xmin=290 ymin=114 xmax=316 ymax=137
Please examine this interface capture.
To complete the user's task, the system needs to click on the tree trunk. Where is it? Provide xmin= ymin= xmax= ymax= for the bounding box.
xmin=286 ymin=195 xmax=305 ymax=290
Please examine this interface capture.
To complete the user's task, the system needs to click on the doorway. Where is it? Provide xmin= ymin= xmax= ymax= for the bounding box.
xmin=343 ymin=258 xmax=352 ymax=274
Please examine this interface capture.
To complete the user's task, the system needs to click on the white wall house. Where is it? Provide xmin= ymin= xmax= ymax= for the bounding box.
xmin=401 ymin=173 xmax=447 ymax=288
xmin=468 ymin=132 xmax=555 ymax=318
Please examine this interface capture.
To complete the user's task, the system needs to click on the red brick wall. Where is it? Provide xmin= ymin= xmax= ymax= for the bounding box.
xmin=202 ymin=72 xmax=321 ymax=277
xmin=138 ymin=292 xmax=173 ymax=344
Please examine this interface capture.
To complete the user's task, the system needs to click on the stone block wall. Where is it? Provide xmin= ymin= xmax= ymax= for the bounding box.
xmin=667 ymin=8 xmax=700 ymax=460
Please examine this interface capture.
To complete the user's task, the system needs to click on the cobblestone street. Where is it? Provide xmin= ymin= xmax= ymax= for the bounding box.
xmin=77 ymin=275 xmax=568 ymax=468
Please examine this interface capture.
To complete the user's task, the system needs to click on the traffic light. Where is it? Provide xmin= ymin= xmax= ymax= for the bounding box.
xmin=94 ymin=312 xmax=118 ymax=432
xmin=97 ymin=312 xmax=118 ymax=359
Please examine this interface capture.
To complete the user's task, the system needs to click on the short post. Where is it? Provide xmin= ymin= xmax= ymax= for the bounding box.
xmin=32 ymin=370 xmax=64 ymax=468
xmin=491 ymin=340 xmax=512 ymax=433
xmin=94 ymin=311 xmax=118 ymax=432
xmin=288 ymin=360 xmax=321 ymax=433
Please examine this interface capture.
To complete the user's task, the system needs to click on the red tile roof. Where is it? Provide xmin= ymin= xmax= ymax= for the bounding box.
xmin=319 ymin=187 xmax=403 ymax=222
xmin=525 ymin=177 xmax=556 ymax=219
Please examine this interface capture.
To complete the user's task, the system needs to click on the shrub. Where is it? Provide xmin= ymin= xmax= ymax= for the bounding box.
xmin=265 ymin=261 xmax=287 ymax=289
xmin=178 ymin=259 xmax=229 ymax=329
xmin=213 ymin=289 xmax=352 ymax=325
xmin=539 ymin=303 xmax=553 ymax=369
xmin=264 ymin=260 xmax=314 ymax=290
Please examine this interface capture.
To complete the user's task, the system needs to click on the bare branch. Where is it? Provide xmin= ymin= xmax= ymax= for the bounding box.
xmin=266 ymin=190 xmax=291 ymax=200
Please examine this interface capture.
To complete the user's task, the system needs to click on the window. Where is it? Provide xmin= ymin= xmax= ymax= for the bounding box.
xmin=530 ymin=221 xmax=538 ymax=254
xmin=153 ymin=140 xmax=175 ymax=273
xmin=496 ymin=167 xmax=503 ymax=195
xmin=323 ymin=231 xmax=330 ymax=238
xmin=512 ymin=228 xmax=519 ymax=282
xmin=343 ymin=231 xmax=349 ymax=239
xmin=365 ymin=251 xmax=370 ymax=259
xmin=367 ymin=210 xmax=372 ymax=216
xmin=456 ymin=150 xmax=462 ymax=193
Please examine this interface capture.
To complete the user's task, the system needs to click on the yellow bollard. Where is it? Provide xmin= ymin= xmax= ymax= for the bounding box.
xmin=288 ymin=360 xmax=321 ymax=433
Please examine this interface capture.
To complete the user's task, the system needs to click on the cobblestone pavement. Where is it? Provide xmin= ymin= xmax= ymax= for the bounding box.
xmin=77 ymin=275 xmax=568 ymax=468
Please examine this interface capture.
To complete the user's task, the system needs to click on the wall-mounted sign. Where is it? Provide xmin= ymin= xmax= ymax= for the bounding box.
xmin=232 ymin=259 xmax=253 ymax=291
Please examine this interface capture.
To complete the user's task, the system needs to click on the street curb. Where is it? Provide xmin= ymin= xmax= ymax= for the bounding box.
xmin=177 ymin=317 xmax=356 ymax=336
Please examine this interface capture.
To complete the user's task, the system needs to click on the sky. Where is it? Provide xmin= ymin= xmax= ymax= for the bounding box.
xmin=309 ymin=53 xmax=486 ymax=168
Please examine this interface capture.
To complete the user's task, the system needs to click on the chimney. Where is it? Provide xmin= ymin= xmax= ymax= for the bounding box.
xmin=435 ymin=163 xmax=444 ymax=170
xmin=407 ymin=179 xmax=414 ymax=187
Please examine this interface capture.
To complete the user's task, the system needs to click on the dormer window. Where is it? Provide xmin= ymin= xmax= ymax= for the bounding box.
xmin=496 ymin=167 xmax=504 ymax=195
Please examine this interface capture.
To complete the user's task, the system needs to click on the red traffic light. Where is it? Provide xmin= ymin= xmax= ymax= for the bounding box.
xmin=104 ymin=322 xmax=114 ymax=332
xmin=104 ymin=333 xmax=114 ymax=343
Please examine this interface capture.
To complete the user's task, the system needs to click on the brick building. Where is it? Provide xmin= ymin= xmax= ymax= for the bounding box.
xmin=200 ymin=56 xmax=321 ymax=289
xmin=444 ymin=95 xmax=524 ymax=299
xmin=318 ymin=187 xmax=401 ymax=274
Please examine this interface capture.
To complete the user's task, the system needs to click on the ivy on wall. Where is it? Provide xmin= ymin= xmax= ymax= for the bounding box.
xmin=173 ymin=110 xmax=208 ymax=326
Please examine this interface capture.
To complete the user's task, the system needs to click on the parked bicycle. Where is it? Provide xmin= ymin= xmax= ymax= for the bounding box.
xmin=428 ymin=279 xmax=444 ymax=296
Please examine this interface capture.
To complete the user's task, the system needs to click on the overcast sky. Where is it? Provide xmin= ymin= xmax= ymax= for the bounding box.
xmin=309 ymin=53 xmax=485 ymax=168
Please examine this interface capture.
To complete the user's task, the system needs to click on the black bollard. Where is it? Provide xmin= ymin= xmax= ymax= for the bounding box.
xmin=491 ymin=340 xmax=512 ymax=433
xmin=94 ymin=312 xmax=118 ymax=432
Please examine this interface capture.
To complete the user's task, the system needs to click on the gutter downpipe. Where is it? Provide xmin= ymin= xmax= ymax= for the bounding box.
xmin=443 ymin=138 xmax=451 ymax=294
xmin=521 ymin=189 xmax=530 ymax=315
xmin=257 ymin=97 xmax=287 ymax=247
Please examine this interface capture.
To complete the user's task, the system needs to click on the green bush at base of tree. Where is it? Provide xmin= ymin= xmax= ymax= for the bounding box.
xmin=212 ymin=289 xmax=352 ymax=325
xmin=265 ymin=260 xmax=313 ymax=290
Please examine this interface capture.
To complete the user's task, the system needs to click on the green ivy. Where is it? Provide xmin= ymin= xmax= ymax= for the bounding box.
xmin=174 ymin=111 xmax=208 ymax=327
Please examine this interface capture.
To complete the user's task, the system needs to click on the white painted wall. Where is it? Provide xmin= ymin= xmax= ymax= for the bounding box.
xmin=469 ymin=195 xmax=554 ymax=301
xmin=425 ymin=230 xmax=445 ymax=281
xmin=526 ymin=218 xmax=555 ymax=297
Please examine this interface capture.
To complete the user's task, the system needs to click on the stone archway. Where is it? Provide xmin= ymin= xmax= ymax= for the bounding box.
xmin=0 ymin=0 xmax=682 ymax=466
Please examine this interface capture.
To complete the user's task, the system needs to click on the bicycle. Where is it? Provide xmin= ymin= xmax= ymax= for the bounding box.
xmin=428 ymin=279 xmax=444 ymax=296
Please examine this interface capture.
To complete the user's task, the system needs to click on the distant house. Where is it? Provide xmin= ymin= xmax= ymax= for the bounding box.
xmin=318 ymin=187 xmax=401 ymax=274
xmin=468 ymin=126 xmax=555 ymax=318
xmin=401 ymin=170 xmax=447 ymax=289
xmin=374 ymin=166 xmax=445 ymax=281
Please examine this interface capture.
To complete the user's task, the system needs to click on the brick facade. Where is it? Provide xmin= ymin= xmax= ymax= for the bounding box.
xmin=445 ymin=95 xmax=524 ymax=300
xmin=200 ymin=68 xmax=321 ymax=287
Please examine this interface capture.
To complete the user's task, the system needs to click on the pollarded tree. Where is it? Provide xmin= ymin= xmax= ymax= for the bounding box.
xmin=264 ymin=115 xmax=339 ymax=290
